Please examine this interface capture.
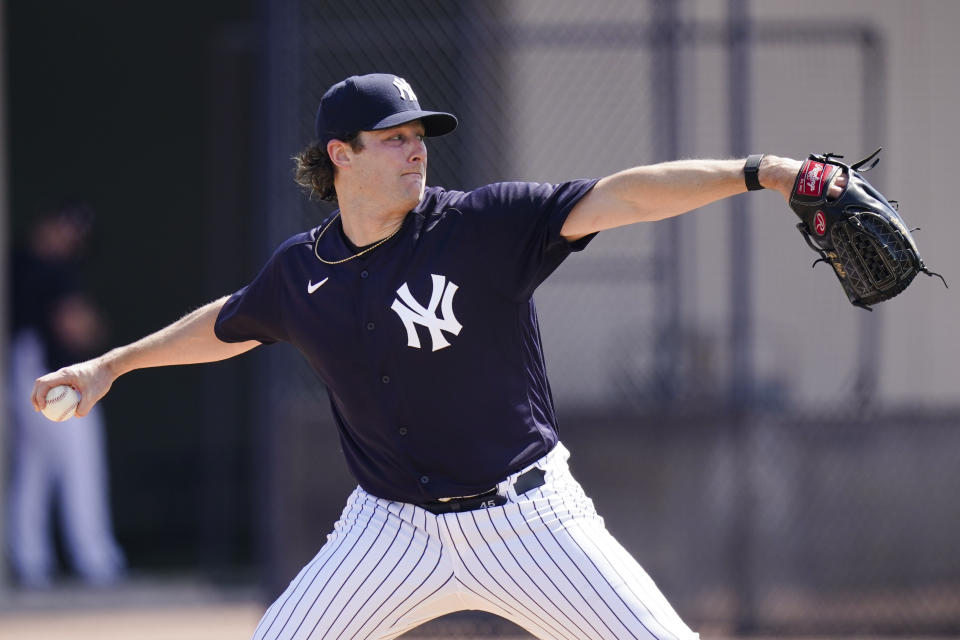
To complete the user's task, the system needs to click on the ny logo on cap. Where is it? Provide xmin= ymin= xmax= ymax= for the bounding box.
xmin=393 ymin=77 xmax=418 ymax=102
xmin=391 ymin=274 xmax=462 ymax=351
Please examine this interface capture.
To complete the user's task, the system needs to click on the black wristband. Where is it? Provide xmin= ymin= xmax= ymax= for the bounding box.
xmin=744 ymin=154 xmax=765 ymax=191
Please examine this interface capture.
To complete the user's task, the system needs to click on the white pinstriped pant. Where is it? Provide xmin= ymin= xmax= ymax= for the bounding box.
xmin=252 ymin=442 xmax=698 ymax=640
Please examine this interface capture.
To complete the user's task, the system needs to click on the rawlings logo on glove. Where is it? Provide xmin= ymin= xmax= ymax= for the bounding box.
xmin=797 ymin=160 xmax=831 ymax=197
xmin=790 ymin=149 xmax=946 ymax=310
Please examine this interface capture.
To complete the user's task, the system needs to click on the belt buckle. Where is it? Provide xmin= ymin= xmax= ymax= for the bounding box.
xmin=421 ymin=489 xmax=504 ymax=515
xmin=419 ymin=467 xmax=546 ymax=515
xmin=437 ymin=488 xmax=494 ymax=503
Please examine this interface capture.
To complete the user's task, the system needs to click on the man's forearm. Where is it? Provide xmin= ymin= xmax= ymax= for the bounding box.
xmin=32 ymin=295 xmax=259 ymax=416
xmin=601 ymin=158 xmax=747 ymax=221
xmin=103 ymin=296 xmax=258 ymax=377
xmin=561 ymin=155 xmax=802 ymax=239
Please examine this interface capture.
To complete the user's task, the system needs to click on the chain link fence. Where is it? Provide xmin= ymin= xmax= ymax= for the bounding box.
xmin=252 ymin=0 xmax=960 ymax=635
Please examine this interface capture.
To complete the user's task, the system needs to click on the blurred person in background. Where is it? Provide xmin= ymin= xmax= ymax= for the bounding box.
xmin=6 ymin=200 xmax=126 ymax=588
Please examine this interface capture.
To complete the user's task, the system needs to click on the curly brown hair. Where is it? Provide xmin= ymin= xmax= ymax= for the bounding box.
xmin=292 ymin=132 xmax=364 ymax=202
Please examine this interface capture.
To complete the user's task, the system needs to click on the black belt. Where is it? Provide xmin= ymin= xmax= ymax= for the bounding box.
xmin=416 ymin=467 xmax=546 ymax=515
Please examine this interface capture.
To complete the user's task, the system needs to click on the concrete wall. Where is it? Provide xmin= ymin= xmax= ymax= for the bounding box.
xmin=505 ymin=0 xmax=959 ymax=410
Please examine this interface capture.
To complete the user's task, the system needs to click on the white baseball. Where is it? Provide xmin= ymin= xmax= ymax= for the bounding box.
xmin=42 ymin=385 xmax=81 ymax=422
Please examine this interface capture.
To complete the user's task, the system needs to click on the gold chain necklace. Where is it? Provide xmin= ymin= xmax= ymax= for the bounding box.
xmin=313 ymin=212 xmax=402 ymax=265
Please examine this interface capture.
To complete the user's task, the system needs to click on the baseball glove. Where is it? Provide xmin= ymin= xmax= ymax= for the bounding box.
xmin=790 ymin=148 xmax=945 ymax=310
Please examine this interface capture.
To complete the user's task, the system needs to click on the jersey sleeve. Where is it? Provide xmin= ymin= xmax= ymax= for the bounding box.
xmin=462 ymin=178 xmax=600 ymax=299
xmin=214 ymin=242 xmax=292 ymax=345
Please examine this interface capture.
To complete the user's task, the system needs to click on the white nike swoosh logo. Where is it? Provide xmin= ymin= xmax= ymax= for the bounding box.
xmin=307 ymin=278 xmax=329 ymax=294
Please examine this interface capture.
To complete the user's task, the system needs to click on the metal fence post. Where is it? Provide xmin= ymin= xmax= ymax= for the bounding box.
xmin=0 ymin=0 xmax=9 ymax=596
xmin=727 ymin=0 xmax=758 ymax=632
xmin=652 ymin=0 xmax=684 ymax=405
xmin=854 ymin=29 xmax=887 ymax=407
xmin=258 ymin=0 xmax=303 ymax=598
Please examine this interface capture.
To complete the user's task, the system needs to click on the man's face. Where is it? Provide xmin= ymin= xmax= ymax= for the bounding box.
xmin=350 ymin=121 xmax=428 ymax=209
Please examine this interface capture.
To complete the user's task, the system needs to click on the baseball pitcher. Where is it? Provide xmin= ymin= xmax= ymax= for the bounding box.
xmin=32 ymin=73 xmax=936 ymax=640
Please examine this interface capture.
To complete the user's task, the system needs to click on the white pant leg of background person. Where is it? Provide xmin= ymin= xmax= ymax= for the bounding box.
xmin=6 ymin=329 xmax=125 ymax=586
xmin=56 ymin=399 xmax=126 ymax=585
xmin=7 ymin=330 xmax=58 ymax=586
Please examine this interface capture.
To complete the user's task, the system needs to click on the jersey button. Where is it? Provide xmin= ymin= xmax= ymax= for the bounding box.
xmin=360 ymin=270 xmax=369 ymax=279
xmin=419 ymin=475 xmax=430 ymax=484
xmin=398 ymin=427 xmax=408 ymax=436
xmin=366 ymin=322 xmax=375 ymax=331
xmin=381 ymin=375 xmax=390 ymax=384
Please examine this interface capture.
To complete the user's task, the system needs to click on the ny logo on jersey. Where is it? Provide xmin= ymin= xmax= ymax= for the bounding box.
xmin=391 ymin=274 xmax=462 ymax=351
xmin=392 ymin=76 xmax=417 ymax=102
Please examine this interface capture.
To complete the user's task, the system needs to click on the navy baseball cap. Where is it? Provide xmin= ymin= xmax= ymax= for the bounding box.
xmin=315 ymin=73 xmax=458 ymax=146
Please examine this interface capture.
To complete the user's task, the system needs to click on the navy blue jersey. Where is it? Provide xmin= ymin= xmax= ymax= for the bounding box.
xmin=215 ymin=180 xmax=598 ymax=502
xmin=10 ymin=250 xmax=85 ymax=370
